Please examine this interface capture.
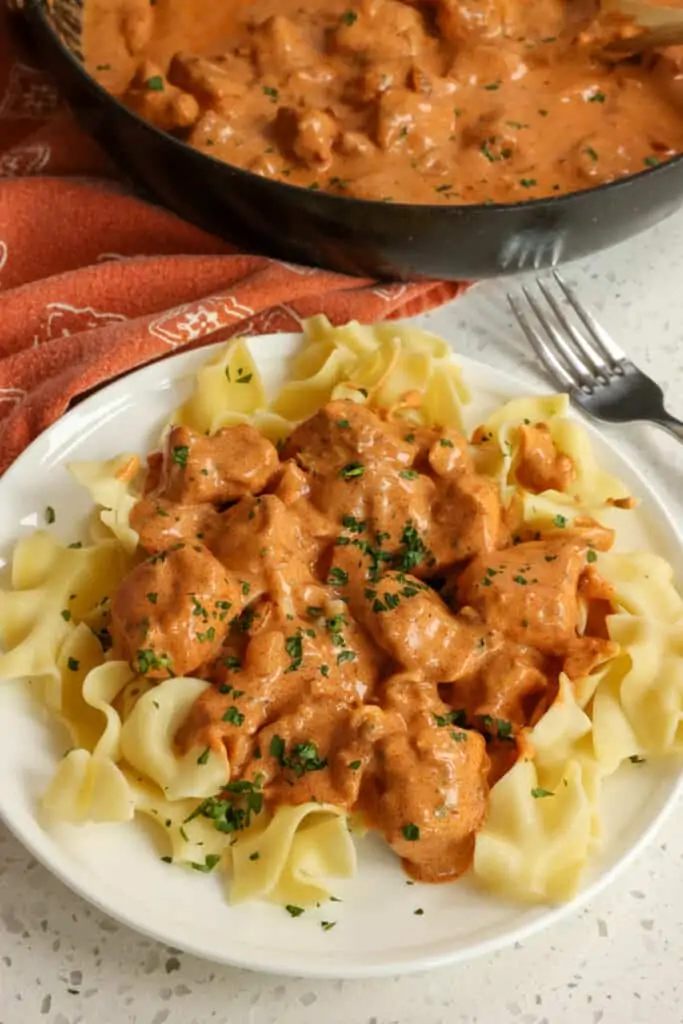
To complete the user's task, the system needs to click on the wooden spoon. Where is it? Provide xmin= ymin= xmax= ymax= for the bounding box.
xmin=596 ymin=0 xmax=683 ymax=55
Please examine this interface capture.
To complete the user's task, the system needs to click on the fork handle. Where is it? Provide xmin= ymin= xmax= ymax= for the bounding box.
xmin=654 ymin=415 xmax=683 ymax=444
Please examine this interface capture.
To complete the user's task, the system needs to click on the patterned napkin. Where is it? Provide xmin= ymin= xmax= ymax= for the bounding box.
xmin=0 ymin=1 xmax=467 ymax=475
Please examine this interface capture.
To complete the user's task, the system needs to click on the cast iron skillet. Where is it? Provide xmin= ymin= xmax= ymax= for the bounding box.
xmin=18 ymin=0 xmax=683 ymax=279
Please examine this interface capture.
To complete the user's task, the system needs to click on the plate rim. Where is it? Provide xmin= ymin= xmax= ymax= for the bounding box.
xmin=0 ymin=331 xmax=681 ymax=980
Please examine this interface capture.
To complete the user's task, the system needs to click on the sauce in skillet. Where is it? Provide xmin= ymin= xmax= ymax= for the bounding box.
xmin=109 ymin=400 xmax=618 ymax=882
xmin=83 ymin=0 xmax=683 ymax=204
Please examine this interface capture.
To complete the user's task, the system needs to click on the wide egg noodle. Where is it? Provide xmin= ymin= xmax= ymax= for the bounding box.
xmin=474 ymin=676 xmax=598 ymax=901
xmin=124 ymin=772 xmax=228 ymax=866
xmin=597 ymin=550 xmax=683 ymax=619
xmin=68 ymin=454 xmax=142 ymax=553
xmin=474 ymin=394 xmax=628 ymax=503
xmin=205 ymin=409 xmax=294 ymax=446
xmin=120 ymin=676 xmax=230 ymax=801
xmin=41 ymin=660 xmax=135 ymax=823
xmin=473 ymin=758 xmax=592 ymax=903
xmin=47 ymin=621 xmax=106 ymax=719
xmin=598 ymin=614 xmax=683 ymax=758
xmin=520 ymin=489 xmax=632 ymax=535
xmin=272 ymin=316 xmax=470 ymax=429
xmin=172 ymin=338 xmax=266 ymax=436
xmin=0 ymin=534 xmax=129 ymax=685
xmin=230 ymin=803 xmax=356 ymax=906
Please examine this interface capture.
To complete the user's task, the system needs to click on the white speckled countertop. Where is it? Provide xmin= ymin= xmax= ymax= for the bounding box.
xmin=2 ymin=211 xmax=683 ymax=1024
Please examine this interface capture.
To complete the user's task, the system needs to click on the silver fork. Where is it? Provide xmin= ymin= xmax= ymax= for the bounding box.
xmin=507 ymin=271 xmax=683 ymax=443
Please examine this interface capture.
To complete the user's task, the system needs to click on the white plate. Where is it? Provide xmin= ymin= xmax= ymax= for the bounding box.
xmin=0 ymin=332 xmax=681 ymax=980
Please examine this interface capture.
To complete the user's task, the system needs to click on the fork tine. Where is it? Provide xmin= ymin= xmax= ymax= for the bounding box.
xmin=536 ymin=278 xmax=609 ymax=383
xmin=507 ymin=294 xmax=577 ymax=390
xmin=521 ymin=285 xmax=593 ymax=386
xmin=552 ymin=271 xmax=627 ymax=367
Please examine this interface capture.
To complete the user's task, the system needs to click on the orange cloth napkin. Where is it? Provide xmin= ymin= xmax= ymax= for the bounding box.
xmin=0 ymin=3 xmax=467 ymax=476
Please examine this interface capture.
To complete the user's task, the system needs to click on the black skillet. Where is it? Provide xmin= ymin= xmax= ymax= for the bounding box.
xmin=18 ymin=0 xmax=683 ymax=280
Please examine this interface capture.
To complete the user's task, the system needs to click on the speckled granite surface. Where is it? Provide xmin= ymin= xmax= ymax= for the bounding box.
xmin=2 ymin=209 xmax=683 ymax=1024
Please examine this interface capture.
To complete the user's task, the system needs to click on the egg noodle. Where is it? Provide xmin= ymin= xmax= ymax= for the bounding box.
xmin=1 ymin=316 xmax=681 ymax=909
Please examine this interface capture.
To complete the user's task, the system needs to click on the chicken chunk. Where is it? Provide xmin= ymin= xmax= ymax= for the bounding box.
xmin=340 ymin=555 xmax=487 ymax=681
xmin=367 ymin=677 xmax=490 ymax=881
xmin=274 ymin=106 xmax=339 ymax=168
xmin=111 ymin=543 xmax=244 ymax=678
xmin=130 ymin=496 xmax=222 ymax=554
xmin=457 ymin=537 xmax=590 ymax=654
xmin=154 ymin=424 xmax=279 ymax=505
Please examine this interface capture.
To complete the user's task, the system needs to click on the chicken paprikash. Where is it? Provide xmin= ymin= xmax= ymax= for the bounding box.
xmin=108 ymin=399 xmax=618 ymax=883
xmin=85 ymin=0 xmax=683 ymax=204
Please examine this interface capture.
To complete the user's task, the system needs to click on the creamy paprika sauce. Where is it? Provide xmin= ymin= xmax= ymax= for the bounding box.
xmin=83 ymin=0 xmax=683 ymax=204
xmin=109 ymin=401 xmax=619 ymax=882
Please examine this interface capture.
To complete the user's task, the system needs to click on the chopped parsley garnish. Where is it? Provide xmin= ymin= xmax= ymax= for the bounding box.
xmin=629 ymin=754 xmax=646 ymax=764
xmin=320 ymin=664 xmax=330 ymax=677
xmin=240 ymin=580 xmax=251 ymax=596
xmin=321 ymin=921 xmax=336 ymax=930
xmin=553 ymin=514 xmax=568 ymax=528
xmin=222 ymin=706 xmax=245 ymax=726
xmin=588 ymin=91 xmax=606 ymax=103
xmin=67 ymin=657 xmax=80 ymax=672
xmin=402 ymin=823 xmax=420 ymax=841
xmin=399 ymin=470 xmax=418 ymax=480
xmin=520 ymin=178 xmax=537 ymax=188
xmin=327 ymin=566 xmax=349 ymax=586
xmin=146 ymin=75 xmax=164 ymax=91
xmin=135 ymin=648 xmax=173 ymax=675
xmin=434 ymin=709 xmax=467 ymax=728
xmin=336 ymin=417 xmax=351 ymax=428
xmin=171 ymin=445 xmax=189 ymax=469
xmin=531 ymin=787 xmax=554 ymax=799
xmin=249 ymin=851 xmax=260 ymax=861
xmin=339 ymin=461 xmax=365 ymax=480
xmin=191 ymin=854 xmax=221 ymax=873
xmin=61 ymin=609 xmax=72 ymax=622
xmin=513 ymin=575 xmax=528 ymax=585
xmin=223 ymin=655 xmax=241 ymax=672
xmin=337 ymin=650 xmax=356 ymax=665
xmin=584 ymin=146 xmax=599 ymax=162
xmin=185 ymin=776 xmax=264 ymax=834
xmin=284 ymin=633 xmax=304 ymax=672
xmin=450 ymin=731 xmax=467 ymax=743
xmin=269 ymin=735 xmax=286 ymax=761
xmin=439 ymin=438 xmax=454 ymax=448
xmin=587 ymin=549 xmax=597 ymax=563
xmin=272 ymin=738 xmax=328 ymax=776
xmin=68 ymin=541 xmax=83 ymax=548
xmin=197 ymin=747 xmax=211 ymax=765
xmin=236 ymin=371 xmax=253 ymax=384
xmin=146 ymin=592 xmax=158 ymax=604
xmin=286 ymin=905 xmax=304 ymax=917
xmin=340 ymin=9 xmax=357 ymax=24
xmin=348 ymin=760 xmax=361 ymax=770
xmin=644 ymin=156 xmax=661 ymax=168
xmin=396 ymin=520 xmax=432 ymax=574
xmin=263 ymin=85 xmax=279 ymax=101
xmin=341 ymin=514 xmax=366 ymax=534
xmin=196 ymin=626 xmax=216 ymax=642
xmin=45 ymin=506 xmax=56 ymax=524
